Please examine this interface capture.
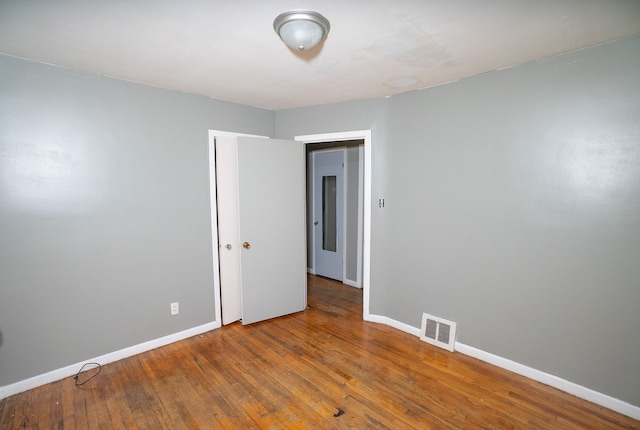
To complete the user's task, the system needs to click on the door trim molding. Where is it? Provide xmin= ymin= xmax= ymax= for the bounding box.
xmin=295 ymin=130 xmax=372 ymax=321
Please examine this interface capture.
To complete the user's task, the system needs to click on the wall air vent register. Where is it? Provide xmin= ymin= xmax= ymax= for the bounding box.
xmin=420 ymin=312 xmax=457 ymax=352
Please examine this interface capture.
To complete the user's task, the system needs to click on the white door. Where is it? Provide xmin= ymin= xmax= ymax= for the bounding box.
xmin=215 ymin=139 xmax=243 ymax=325
xmin=313 ymin=149 xmax=344 ymax=281
xmin=216 ymin=136 xmax=307 ymax=325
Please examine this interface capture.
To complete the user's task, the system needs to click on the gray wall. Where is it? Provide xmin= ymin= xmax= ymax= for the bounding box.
xmin=0 ymin=54 xmax=274 ymax=386
xmin=277 ymin=36 xmax=640 ymax=406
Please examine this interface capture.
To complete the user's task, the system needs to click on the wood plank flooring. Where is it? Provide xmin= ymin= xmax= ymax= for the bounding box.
xmin=1 ymin=275 xmax=638 ymax=429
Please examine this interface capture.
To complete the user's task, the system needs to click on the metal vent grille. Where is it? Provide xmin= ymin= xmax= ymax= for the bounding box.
xmin=420 ymin=313 xmax=457 ymax=352
xmin=425 ymin=318 xmax=438 ymax=339
xmin=437 ymin=322 xmax=451 ymax=343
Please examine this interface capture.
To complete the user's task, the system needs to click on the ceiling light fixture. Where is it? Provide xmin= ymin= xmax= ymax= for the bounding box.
xmin=273 ymin=10 xmax=330 ymax=51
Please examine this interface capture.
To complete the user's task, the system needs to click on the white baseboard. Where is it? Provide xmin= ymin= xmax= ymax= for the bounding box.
xmin=366 ymin=313 xmax=640 ymax=421
xmin=0 ymin=321 xmax=219 ymax=400
xmin=343 ymin=278 xmax=361 ymax=288
xmin=365 ymin=313 xmax=421 ymax=337
xmin=454 ymin=343 xmax=640 ymax=420
xmin=307 ymin=267 xmax=315 ymax=275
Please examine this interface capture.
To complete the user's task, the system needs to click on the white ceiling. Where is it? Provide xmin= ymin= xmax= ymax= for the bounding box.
xmin=1 ymin=0 xmax=639 ymax=110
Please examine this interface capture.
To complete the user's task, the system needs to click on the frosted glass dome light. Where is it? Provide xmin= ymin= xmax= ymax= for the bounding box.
xmin=273 ymin=10 xmax=330 ymax=51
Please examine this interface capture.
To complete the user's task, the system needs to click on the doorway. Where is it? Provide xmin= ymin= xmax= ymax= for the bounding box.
xmin=297 ymin=130 xmax=372 ymax=320
xmin=307 ymin=143 xmax=365 ymax=287
xmin=208 ymin=129 xmax=372 ymax=327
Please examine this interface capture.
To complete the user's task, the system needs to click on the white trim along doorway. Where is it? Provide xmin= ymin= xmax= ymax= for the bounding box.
xmin=296 ymin=130 xmax=372 ymax=321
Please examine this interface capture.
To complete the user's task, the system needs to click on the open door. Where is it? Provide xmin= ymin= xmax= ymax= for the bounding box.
xmin=216 ymin=136 xmax=307 ymax=325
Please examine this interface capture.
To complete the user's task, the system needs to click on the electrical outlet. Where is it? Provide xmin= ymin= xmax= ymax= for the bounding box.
xmin=170 ymin=302 xmax=179 ymax=316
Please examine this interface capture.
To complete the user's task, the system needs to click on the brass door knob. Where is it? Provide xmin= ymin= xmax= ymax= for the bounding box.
xmin=243 ymin=242 xmax=251 ymax=249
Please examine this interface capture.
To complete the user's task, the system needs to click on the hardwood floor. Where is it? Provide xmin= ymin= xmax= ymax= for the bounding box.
xmin=1 ymin=275 xmax=638 ymax=429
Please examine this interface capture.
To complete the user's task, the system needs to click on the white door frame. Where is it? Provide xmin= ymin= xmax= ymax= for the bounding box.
xmin=296 ymin=130 xmax=372 ymax=321
xmin=310 ymin=147 xmax=347 ymax=282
